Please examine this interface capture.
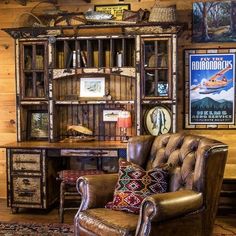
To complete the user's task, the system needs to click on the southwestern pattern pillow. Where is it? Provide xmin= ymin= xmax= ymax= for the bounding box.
xmin=105 ymin=159 xmax=169 ymax=214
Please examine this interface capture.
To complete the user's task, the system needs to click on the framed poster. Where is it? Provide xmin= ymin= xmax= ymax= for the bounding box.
xmin=193 ymin=1 xmax=236 ymax=42
xmin=94 ymin=4 xmax=130 ymax=21
xmin=144 ymin=105 xmax=172 ymax=136
xmin=185 ymin=49 xmax=236 ymax=129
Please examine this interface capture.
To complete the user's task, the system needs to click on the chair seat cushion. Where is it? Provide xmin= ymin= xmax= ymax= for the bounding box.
xmin=78 ymin=208 xmax=138 ymax=236
xmin=58 ymin=169 xmax=104 ymax=185
xmin=105 ymin=159 xmax=168 ymax=214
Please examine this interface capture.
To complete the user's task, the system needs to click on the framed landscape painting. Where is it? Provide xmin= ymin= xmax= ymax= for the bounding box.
xmin=27 ymin=110 xmax=48 ymax=140
xmin=193 ymin=1 xmax=236 ymax=42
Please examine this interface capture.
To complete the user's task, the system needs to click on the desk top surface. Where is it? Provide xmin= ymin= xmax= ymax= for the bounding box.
xmin=224 ymin=164 xmax=236 ymax=180
xmin=1 ymin=140 xmax=127 ymax=149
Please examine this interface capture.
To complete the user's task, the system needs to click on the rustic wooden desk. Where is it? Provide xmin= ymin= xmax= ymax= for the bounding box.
xmin=2 ymin=141 xmax=127 ymax=213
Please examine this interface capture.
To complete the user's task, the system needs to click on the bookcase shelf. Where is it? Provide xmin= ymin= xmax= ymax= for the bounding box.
xmin=53 ymin=37 xmax=135 ymax=69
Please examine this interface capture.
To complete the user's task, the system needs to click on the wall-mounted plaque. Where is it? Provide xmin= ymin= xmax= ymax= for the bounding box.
xmin=144 ymin=106 xmax=172 ymax=136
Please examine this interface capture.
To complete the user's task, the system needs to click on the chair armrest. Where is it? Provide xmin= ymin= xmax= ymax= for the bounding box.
xmin=76 ymin=173 xmax=118 ymax=211
xmin=135 ymin=190 xmax=203 ymax=236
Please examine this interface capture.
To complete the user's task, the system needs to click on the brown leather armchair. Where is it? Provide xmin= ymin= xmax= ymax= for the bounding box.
xmin=74 ymin=133 xmax=228 ymax=236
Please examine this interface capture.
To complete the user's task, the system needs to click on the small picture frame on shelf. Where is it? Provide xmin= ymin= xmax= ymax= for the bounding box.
xmin=103 ymin=109 xmax=122 ymax=122
xmin=27 ymin=110 xmax=48 ymax=140
xmin=157 ymin=83 xmax=168 ymax=96
xmin=80 ymin=77 xmax=105 ymax=98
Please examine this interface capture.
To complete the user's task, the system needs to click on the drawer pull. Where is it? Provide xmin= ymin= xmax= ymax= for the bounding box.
xmin=18 ymin=190 xmax=36 ymax=197
xmin=15 ymin=160 xmax=37 ymax=164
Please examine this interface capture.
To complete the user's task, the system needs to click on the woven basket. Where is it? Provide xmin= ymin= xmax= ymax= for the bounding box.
xmin=149 ymin=4 xmax=176 ymax=23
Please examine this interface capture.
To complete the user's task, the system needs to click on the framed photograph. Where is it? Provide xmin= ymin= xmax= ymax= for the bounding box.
xmin=184 ymin=49 xmax=236 ymax=129
xmin=144 ymin=105 xmax=172 ymax=136
xmin=94 ymin=4 xmax=130 ymax=21
xmin=157 ymin=83 xmax=168 ymax=97
xmin=103 ymin=109 xmax=122 ymax=122
xmin=193 ymin=1 xmax=236 ymax=42
xmin=27 ymin=110 xmax=48 ymax=140
xmin=80 ymin=77 xmax=105 ymax=98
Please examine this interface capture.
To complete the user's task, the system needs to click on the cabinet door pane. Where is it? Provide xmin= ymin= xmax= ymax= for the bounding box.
xmin=24 ymin=45 xmax=32 ymax=70
xmin=143 ymin=39 xmax=170 ymax=98
xmin=24 ymin=72 xmax=33 ymax=97
xmin=35 ymin=45 xmax=44 ymax=69
xmin=36 ymin=72 xmax=45 ymax=97
xmin=21 ymin=42 xmax=47 ymax=99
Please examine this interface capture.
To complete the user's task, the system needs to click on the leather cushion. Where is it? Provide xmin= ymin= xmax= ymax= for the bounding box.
xmin=105 ymin=159 xmax=168 ymax=214
xmin=78 ymin=208 xmax=138 ymax=236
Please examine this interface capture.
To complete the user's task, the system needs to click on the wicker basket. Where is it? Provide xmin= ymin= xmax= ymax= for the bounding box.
xmin=149 ymin=3 xmax=176 ymax=23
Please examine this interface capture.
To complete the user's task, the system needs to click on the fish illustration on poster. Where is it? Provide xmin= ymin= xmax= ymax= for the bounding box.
xmin=189 ymin=53 xmax=235 ymax=124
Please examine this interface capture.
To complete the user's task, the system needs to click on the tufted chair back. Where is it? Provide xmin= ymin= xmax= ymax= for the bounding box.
xmin=147 ymin=133 xmax=208 ymax=193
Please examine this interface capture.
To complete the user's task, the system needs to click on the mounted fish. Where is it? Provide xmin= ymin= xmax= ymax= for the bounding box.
xmin=84 ymin=8 xmax=113 ymax=21
xmin=144 ymin=106 xmax=172 ymax=136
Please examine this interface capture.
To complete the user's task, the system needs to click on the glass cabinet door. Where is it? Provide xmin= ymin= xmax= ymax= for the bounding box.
xmin=142 ymin=38 xmax=170 ymax=98
xmin=21 ymin=42 xmax=47 ymax=99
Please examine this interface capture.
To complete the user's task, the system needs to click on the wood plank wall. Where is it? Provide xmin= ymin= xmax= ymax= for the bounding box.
xmin=0 ymin=0 xmax=235 ymax=199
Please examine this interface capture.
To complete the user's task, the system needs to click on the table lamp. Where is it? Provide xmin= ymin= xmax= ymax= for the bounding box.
xmin=117 ymin=111 xmax=132 ymax=143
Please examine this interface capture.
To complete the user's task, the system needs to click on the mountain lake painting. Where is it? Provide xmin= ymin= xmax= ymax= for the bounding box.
xmin=193 ymin=1 xmax=236 ymax=42
xmin=189 ymin=53 xmax=235 ymax=124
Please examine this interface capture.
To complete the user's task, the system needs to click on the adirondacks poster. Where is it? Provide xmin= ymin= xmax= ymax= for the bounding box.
xmin=193 ymin=1 xmax=236 ymax=42
xmin=189 ymin=53 xmax=235 ymax=124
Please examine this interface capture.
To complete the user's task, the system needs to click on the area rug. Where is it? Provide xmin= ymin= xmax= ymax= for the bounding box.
xmin=0 ymin=221 xmax=235 ymax=236
xmin=0 ymin=221 xmax=74 ymax=236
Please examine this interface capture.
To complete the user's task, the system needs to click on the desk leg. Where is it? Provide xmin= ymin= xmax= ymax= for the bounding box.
xmin=97 ymin=157 xmax=103 ymax=171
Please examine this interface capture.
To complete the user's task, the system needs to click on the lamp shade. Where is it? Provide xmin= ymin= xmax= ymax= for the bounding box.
xmin=117 ymin=111 xmax=132 ymax=128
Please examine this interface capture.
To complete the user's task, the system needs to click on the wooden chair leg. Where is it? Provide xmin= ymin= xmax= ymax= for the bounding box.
xmin=59 ymin=181 xmax=65 ymax=223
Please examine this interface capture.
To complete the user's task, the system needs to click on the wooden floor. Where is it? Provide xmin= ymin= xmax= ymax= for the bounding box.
xmin=0 ymin=198 xmax=235 ymax=235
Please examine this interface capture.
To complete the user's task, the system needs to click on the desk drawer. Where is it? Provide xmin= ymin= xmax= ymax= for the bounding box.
xmin=12 ymin=176 xmax=41 ymax=204
xmin=12 ymin=153 xmax=41 ymax=172
xmin=61 ymin=149 xmax=118 ymax=157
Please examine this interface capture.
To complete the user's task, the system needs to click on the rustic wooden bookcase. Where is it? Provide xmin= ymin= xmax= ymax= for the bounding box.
xmin=3 ymin=22 xmax=183 ymax=212
xmin=7 ymin=24 xmax=181 ymax=142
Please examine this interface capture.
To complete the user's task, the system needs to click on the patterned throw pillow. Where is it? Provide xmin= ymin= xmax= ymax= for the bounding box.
xmin=105 ymin=159 xmax=169 ymax=214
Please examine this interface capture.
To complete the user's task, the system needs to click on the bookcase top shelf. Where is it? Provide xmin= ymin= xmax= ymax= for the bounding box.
xmin=2 ymin=22 xmax=186 ymax=39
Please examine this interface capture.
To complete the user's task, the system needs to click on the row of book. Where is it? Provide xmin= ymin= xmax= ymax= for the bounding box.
xmin=56 ymin=50 xmax=129 ymax=68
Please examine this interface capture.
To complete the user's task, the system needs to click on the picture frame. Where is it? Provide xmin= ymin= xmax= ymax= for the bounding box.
xmin=94 ymin=4 xmax=130 ymax=21
xmin=192 ymin=1 xmax=236 ymax=42
xmin=184 ymin=49 xmax=236 ymax=129
xmin=103 ymin=109 xmax=122 ymax=122
xmin=80 ymin=77 xmax=105 ymax=98
xmin=27 ymin=110 xmax=48 ymax=140
xmin=144 ymin=105 xmax=172 ymax=136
